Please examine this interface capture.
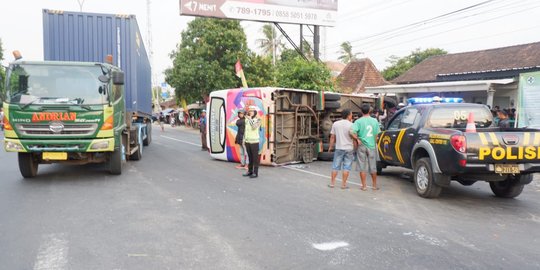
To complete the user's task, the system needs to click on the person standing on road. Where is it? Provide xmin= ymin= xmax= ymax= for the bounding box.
xmin=243 ymin=106 xmax=261 ymax=179
xmin=158 ymin=112 xmax=165 ymax=132
xmin=235 ymin=109 xmax=249 ymax=169
xmin=200 ymin=110 xmax=209 ymax=151
xmin=351 ymin=104 xmax=381 ymax=191
xmin=327 ymin=109 xmax=354 ymax=189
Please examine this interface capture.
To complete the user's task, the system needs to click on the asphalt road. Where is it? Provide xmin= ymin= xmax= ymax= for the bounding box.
xmin=1 ymin=126 xmax=539 ymax=270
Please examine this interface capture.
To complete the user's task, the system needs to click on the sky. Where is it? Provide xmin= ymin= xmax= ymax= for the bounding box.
xmin=1 ymin=0 xmax=539 ymax=86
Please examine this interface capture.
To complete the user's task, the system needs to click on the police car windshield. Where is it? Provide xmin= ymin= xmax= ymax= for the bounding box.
xmin=427 ymin=106 xmax=493 ymax=129
xmin=7 ymin=64 xmax=107 ymax=105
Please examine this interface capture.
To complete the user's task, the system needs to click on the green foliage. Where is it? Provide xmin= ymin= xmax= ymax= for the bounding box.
xmin=243 ymin=52 xmax=275 ymax=87
xmin=382 ymin=48 xmax=447 ymax=81
xmin=165 ymin=18 xmax=249 ymax=103
xmin=280 ymin=48 xmax=301 ymax=62
xmin=275 ymin=56 xmax=333 ymax=91
xmin=338 ymin=41 xmax=360 ymax=64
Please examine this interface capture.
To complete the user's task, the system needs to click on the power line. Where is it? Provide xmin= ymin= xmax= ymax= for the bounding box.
xmin=363 ymin=3 xmax=540 ymax=54
xmin=344 ymin=0 xmax=529 ymax=52
xmin=327 ymin=0 xmax=500 ymax=49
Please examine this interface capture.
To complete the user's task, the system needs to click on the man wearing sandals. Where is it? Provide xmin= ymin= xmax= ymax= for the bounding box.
xmin=351 ymin=104 xmax=381 ymax=191
xmin=327 ymin=109 xmax=354 ymax=189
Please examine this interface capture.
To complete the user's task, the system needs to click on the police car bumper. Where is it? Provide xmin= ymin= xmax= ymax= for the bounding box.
xmin=463 ymin=163 xmax=540 ymax=175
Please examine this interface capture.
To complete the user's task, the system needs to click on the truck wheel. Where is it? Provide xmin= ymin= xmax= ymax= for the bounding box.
xmin=130 ymin=145 xmax=142 ymax=161
xmin=489 ymin=177 xmax=524 ymax=198
xmin=18 ymin=153 xmax=39 ymax=178
xmin=109 ymin=147 xmax=123 ymax=175
xmin=324 ymin=92 xmax=341 ymax=101
xmin=143 ymin=122 xmax=152 ymax=146
xmin=324 ymin=101 xmax=340 ymax=110
xmin=414 ymin=157 xmax=443 ymax=198
xmin=318 ymin=151 xmax=334 ymax=161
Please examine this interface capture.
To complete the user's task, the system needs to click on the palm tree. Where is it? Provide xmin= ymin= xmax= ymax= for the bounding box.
xmin=257 ymin=24 xmax=285 ymax=65
xmin=338 ymin=41 xmax=362 ymax=63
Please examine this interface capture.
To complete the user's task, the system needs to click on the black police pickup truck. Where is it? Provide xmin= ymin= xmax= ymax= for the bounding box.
xmin=377 ymin=103 xmax=539 ymax=198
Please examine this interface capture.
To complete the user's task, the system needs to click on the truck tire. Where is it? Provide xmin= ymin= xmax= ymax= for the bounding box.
xmin=130 ymin=145 xmax=142 ymax=161
xmin=489 ymin=177 xmax=525 ymax=198
xmin=109 ymin=147 xmax=123 ymax=175
xmin=318 ymin=151 xmax=334 ymax=161
xmin=324 ymin=92 xmax=341 ymax=101
xmin=18 ymin=153 xmax=39 ymax=178
xmin=414 ymin=157 xmax=443 ymax=198
xmin=324 ymin=101 xmax=340 ymax=110
xmin=143 ymin=122 xmax=152 ymax=146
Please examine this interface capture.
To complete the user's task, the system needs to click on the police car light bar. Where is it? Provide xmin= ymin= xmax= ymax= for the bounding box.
xmin=408 ymin=97 xmax=464 ymax=104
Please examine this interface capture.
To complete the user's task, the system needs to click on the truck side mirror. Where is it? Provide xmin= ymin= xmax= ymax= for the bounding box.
xmin=112 ymin=71 xmax=124 ymax=85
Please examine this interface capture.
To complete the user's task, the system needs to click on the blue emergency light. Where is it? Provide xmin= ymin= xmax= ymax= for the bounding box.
xmin=408 ymin=97 xmax=463 ymax=105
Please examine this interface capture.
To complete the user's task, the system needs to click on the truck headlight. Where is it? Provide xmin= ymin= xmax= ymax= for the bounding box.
xmin=90 ymin=141 xmax=110 ymax=150
xmin=5 ymin=141 xmax=25 ymax=151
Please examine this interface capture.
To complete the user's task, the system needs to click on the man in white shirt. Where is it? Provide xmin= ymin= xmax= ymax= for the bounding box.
xmin=327 ymin=109 xmax=354 ymax=189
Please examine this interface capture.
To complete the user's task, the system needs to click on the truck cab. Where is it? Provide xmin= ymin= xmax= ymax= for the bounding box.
xmin=3 ymin=59 xmax=129 ymax=177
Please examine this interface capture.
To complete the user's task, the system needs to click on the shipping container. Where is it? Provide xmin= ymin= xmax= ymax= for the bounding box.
xmin=42 ymin=9 xmax=152 ymax=116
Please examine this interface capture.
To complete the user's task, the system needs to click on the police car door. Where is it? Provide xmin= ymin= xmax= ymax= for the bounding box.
xmin=396 ymin=107 xmax=420 ymax=168
xmin=378 ymin=111 xmax=403 ymax=165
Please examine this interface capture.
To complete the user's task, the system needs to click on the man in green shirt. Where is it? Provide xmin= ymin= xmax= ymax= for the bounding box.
xmin=351 ymin=104 xmax=381 ymax=190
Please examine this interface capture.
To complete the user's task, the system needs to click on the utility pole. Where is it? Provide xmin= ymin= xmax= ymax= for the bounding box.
xmin=77 ymin=0 xmax=85 ymax=11
xmin=147 ymin=0 xmax=160 ymax=112
xmin=313 ymin=25 xmax=320 ymax=61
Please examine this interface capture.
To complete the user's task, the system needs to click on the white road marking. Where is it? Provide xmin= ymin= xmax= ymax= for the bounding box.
xmin=160 ymin=133 xmax=372 ymax=188
xmin=33 ymin=233 xmax=69 ymax=270
xmin=283 ymin=166 xmax=373 ymax=188
xmin=312 ymin=241 xmax=349 ymax=251
xmin=161 ymin=135 xmax=201 ymax=147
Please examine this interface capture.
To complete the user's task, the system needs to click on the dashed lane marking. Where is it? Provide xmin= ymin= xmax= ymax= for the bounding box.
xmin=160 ymin=135 xmax=201 ymax=147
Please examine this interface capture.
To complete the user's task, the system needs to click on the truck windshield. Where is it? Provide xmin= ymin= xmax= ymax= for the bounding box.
xmin=6 ymin=64 xmax=108 ymax=105
xmin=427 ymin=107 xmax=493 ymax=129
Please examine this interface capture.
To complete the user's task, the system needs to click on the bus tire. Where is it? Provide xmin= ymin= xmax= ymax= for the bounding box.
xmin=324 ymin=101 xmax=340 ymax=110
xmin=324 ymin=93 xmax=341 ymax=101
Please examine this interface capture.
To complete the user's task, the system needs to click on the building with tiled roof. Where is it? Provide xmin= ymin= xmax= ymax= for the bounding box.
xmin=365 ymin=42 xmax=540 ymax=109
xmin=336 ymin=58 xmax=389 ymax=94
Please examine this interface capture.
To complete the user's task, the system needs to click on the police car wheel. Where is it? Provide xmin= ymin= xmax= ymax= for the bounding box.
xmin=489 ymin=178 xmax=524 ymax=198
xmin=414 ymin=157 xmax=442 ymax=198
xmin=376 ymin=161 xmax=384 ymax=175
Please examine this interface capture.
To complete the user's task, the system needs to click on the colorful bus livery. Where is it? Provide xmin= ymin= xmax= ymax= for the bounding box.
xmin=208 ymin=88 xmax=273 ymax=165
xmin=207 ymin=87 xmax=326 ymax=166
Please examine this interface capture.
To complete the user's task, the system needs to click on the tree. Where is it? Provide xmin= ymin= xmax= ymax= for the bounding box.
xmin=243 ymin=52 xmax=275 ymax=87
xmin=337 ymin=41 xmax=361 ymax=64
xmin=257 ymin=24 xmax=284 ymax=66
xmin=276 ymin=55 xmax=333 ymax=91
xmin=166 ymin=18 xmax=249 ymax=103
xmin=382 ymin=48 xmax=447 ymax=81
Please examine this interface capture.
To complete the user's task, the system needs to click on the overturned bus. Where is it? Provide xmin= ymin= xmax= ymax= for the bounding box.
xmin=206 ymin=87 xmax=375 ymax=165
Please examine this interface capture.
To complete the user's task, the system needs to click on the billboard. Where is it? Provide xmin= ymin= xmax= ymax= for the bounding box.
xmin=517 ymin=71 xmax=540 ymax=128
xmin=179 ymin=0 xmax=338 ymax=27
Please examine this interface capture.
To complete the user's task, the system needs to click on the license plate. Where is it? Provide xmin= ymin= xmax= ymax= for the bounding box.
xmin=42 ymin=152 xmax=68 ymax=160
xmin=494 ymin=164 xmax=520 ymax=174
